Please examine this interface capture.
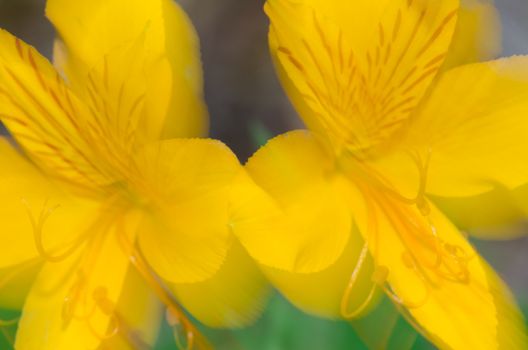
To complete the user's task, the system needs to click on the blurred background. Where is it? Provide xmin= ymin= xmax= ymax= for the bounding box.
xmin=0 ymin=0 xmax=527 ymax=349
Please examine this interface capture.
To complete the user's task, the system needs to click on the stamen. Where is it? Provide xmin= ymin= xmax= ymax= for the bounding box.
xmin=375 ymin=187 xmax=472 ymax=284
xmin=62 ymin=271 xmax=97 ymax=326
xmin=444 ymin=243 xmax=475 ymax=262
xmin=406 ymin=148 xmax=432 ymax=216
xmin=349 ymin=150 xmax=475 ymax=313
xmin=87 ymin=313 xmax=119 ymax=341
xmin=86 ymin=286 xmax=120 ymax=341
xmin=22 ymin=198 xmax=88 ymax=263
xmin=340 ymin=243 xmax=378 ymax=319
xmin=115 ymin=216 xmax=211 ymax=350
xmin=353 ymin=146 xmax=433 ymax=213
xmin=61 ymin=212 xmax=116 ymax=327
xmin=424 ymin=216 xmax=442 ymax=268
xmin=167 ymin=309 xmax=195 ymax=350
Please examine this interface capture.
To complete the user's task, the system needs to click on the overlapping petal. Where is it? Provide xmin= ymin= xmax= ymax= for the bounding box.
xmin=47 ymin=0 xmax=207 ymax=139
xmin=136 ymin=138 xmax=243 ymax=284
xmin=444 ymin=0 xmax=501 ymax=69
xmin=230 ymin=130 xmax=352 ymax=274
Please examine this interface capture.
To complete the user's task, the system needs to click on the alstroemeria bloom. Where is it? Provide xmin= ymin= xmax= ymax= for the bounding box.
xmin=0 ymin=0 xmax=267 ymax=349
xmin=230 ymin=0 xmax=528 ymax=348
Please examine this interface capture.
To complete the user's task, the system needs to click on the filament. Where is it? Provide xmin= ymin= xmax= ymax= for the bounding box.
xmin=61 ymin=213 xmax=115 ymax=327
xmin=373 ymin=187 xmax=471 ymax=284
xmin=92 ymin=286 xmax=121 ymax=338
xmin=340 ymin=242 xmax=378 ymax=319
xmin=346 ymin=147 xmax=432 ymax=214
xmin=115 ymin=215 xmax=211 ymax=350
xmin=22 ymin=198 xmax=88 ymax=263
xmin=87 ymin=313 xmax=120 ymax=341
xmin=167 ymin=309 xmax=195 ymax=350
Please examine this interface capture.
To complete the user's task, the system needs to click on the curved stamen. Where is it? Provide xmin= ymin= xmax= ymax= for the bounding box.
xmin=87 ymin=286 xmax=120 ymax=341
xmin=115 ymin=216 xmax=211 ymax=350
xmin=340 ymin=242 xmax=379 ymax=319
xmin=405 ymin=148 xmax=432 ymax=216
xmin=347 ymin=147 xmax=432 ymax=211
xmin=87 ymin=313 xmax=120 ymax=341
xmin=22 ymin=198 xmax=88 ymax=263
xmin=62 ymin=213 xmax=115 ymax=326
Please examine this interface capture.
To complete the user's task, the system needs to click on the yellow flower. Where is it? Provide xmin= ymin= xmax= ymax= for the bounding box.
xmin=230 ymin=0 xmax=528 ymax=348
xmin=0 ymin=0 xmax=267 ymax=349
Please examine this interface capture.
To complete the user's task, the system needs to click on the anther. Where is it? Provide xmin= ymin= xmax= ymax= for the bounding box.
xmin=371 ymin=265 xmax=389 ymax=285
xmin=167 ymin=309 xmax=194 ymax=350
xmin=416 ymin=196 xmax=430 ymax=216
xmin=166 ymin=308 xmax=180 ymax=327
xmin=93 ymin=286 xmax=114 ymax=315
xmin=62 ymin=271 xmax=95 ymax=325
xmin=92 ymin=286 xmax=108 ymax=302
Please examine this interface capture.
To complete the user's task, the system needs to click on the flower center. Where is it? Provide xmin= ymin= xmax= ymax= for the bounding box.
xmin=339 ymin=150 xmax=473 ymax=318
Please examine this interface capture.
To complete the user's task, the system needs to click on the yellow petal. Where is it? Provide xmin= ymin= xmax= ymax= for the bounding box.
xmin=266 ymin=0 xmax=459 ymax=153
xmin=230 ymin=130 xmax=351 ymax=273
xmin=46 ymin=0 xmax=207 ymax=139
xmin=0 ymin=30 xmax=112 ymax=195
xmin=0 ymin=138 xmax=99 ymax=269
xmin=443 ymin=0 xmax=501 ymax=70
xmin=170 ymin=242 xmax=269 ymax=328
xmin=15 ymin=214 xmax=137 ymax=350
xmin=79 ymin=37 xmax=150 ymax=163
xmin=402 ymin=56 xmax=528 ymax=197
xmin=350 ymin=187 xmax=528 ymax=349
xmin=432 ymin=188 xmax=527 ymax=238
xmin=137 ymin=139 xmax=242 ymax=283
